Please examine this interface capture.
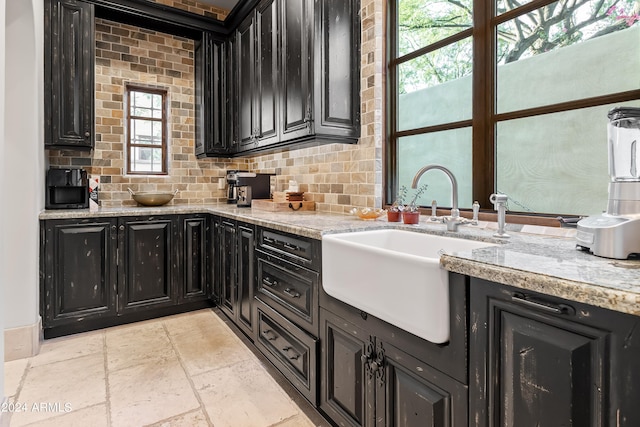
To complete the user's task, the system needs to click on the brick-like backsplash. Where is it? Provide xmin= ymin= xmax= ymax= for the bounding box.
xmin=47 ymin=18 xmax=248 ymax=207
xmin=150 ymin=0 xmax=229 ymax=21
xmin=47 ymin=0 xmax=384 ymax=212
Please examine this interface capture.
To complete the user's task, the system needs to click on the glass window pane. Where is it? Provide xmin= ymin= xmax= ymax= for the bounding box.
xmin=398 ymin=128 xmax=473 ymax=209
xmin=131 ymin=119 xmax=162 ymax=145
xmin=497 ymin=2 xmax=640 ymax=113
xmin=398 ymin=0 xmax=472 ymax=57
xmin=496 ymin=102 xmax=640 ymax=216
xmin=398 ymin=37 xmax=472 ymax=131
xmin=132 ymin=91 xmax=152 ymax=109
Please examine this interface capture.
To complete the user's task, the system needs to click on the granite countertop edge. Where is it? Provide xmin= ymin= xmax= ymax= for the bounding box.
xmin=40 ymin=204 xmax=640 ymax=316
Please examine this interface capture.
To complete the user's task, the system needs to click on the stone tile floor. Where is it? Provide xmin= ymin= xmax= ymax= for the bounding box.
xmin=4 ymin=309 xmax=324 ymax=427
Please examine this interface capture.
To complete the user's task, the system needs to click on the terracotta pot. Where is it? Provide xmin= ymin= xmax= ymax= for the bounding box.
xmin=387 ymin=210 xmax=402 ymax=222
xmin=402 ymin=211 xmax=420 ymax=224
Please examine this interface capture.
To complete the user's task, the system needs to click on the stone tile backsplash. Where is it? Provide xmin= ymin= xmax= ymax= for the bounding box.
xmin=47 ymin=0 xmax=384 ymax=212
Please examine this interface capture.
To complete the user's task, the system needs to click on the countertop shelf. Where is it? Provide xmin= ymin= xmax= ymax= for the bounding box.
xmin=40 ymin=204 xmax=640 ymax=316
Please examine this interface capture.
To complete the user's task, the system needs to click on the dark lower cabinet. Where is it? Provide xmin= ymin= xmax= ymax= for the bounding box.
xmin=41 ymin=214 xmax=212 ymax=338
xmin=320 ymin=308 xmax=468 ymax=427
xmin=470 ymin=278 xmax=640 ymax=427
xmin=179 ymin=214 xmax=210 ymax=303
xmin=41 ymin=218 xmax=118 ymax=327
xmin=118 ymin=216 xmax=177 ymax=314
xmin=213 ymin=216 xmax=256 ymax=339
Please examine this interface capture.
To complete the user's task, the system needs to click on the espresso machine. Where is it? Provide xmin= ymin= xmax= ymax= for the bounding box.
xmin=577 ymin=107 xmax=640 ymax=259
xmin=226 ymin=170 xmax=274 ymax=206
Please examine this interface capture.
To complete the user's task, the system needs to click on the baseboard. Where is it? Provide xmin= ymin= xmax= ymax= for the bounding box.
xmin=4 ymin=317 xmax=41 ymax=361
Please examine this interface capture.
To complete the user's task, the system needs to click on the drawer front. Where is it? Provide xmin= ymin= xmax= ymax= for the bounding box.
xmin=255 ymin=300 xmax=318 ymax=405
xmin=258 ymin=228 xmax=320 ymax=271
xmin=256 ymin=251 xmax=319 ymax=335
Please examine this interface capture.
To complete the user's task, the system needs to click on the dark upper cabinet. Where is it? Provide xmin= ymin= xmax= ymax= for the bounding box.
xmin=117 ymin=216 xmax=178 ymax=314
xmin=311 ymin=0 xmax=360 ymax=140
xmin=235 ymin=1 xmax=279 ymax=152
xmin=41 ymin=219 xmax=118 ymax=328
xmin=231 ymin=0 xmax=360 ymax=155
xmin=195 ymin=33 xmax=230 ymax=157
xmin=44 ymin=0 xmax=95 ymax=150
xmin=470 ymin=278 xmax=640 ymax=427
xmin=280 ymin=0 xmax=312 ymax=141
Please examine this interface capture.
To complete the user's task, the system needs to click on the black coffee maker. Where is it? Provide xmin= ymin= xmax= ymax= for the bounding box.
xmin=46 ymin=168 xmax=89 ymax=209
xmin=226 ymin=170 xmax=248 ymax=204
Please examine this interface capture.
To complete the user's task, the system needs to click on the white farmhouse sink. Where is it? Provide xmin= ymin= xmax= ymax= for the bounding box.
xmin=322 ymin=229 xmax=496 ymax=343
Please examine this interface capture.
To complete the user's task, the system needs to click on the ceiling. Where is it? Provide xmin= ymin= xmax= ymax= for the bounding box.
xmin=196 ymin=0 xmax=239 ymax=11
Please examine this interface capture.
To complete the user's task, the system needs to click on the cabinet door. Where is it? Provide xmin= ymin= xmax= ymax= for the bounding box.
xmin=236 ymin=14 xmax=257 ymax=151
xmin=378 ymin=340 xmax=467 ymax=427
xmin=42 ymin=219 xmax=117 ymax=328
xmin=320 ymin=308 xmax=374 ymax=427
xmin=236 ymin=223 xmax=256 ymax=337
xmin=44 ymin=0 xmax=94 ymax=149
xmin=280 ymin=0 xmax=313 ymax=141
xmin=196 ymin=34 xmax=228 ymax=157
xmin=312 ymin=0 xmax=360 ymax=139
xmin=218 ymin=218 xmax=237 ymax=319
xmin=470 ymin=279 xmax=640 ymax=427
xmin=180 ymin=215 xmax=209 ymax=302
xmin=118 ymin=217 xmax=176 ymax=314
xmin=254 ymin=0 xmax=280 ymax=147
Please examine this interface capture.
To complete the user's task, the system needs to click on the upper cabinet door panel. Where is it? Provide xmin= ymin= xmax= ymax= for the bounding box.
xmin=236 ymin=15 xmax=257 ymax=150
xmin=255 ymin=0 xmax=280 ymax=146
xmin=313 ymin=0 xmax=360 ymax=138
xmin=280 ymin=0 xmax=312 ymax=140
xmin=45 ymin=0 xmax=95 ymax=149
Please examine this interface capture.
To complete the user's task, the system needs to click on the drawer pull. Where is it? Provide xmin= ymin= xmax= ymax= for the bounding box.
xmin=282 ymin=346 xmax=300 ymax=360
xmin=263 ymin=329 xmax=277 ymax=341
xmin=264 ymin=236 xmax=275 ymax=244
xmin=512 ymin=293 xmax=575 ymax=316
xmin=283 ymin=242 xmax=300 ymax=251
xmin=262 ymin=277 xmax=278 ymax=287
xmin=284 ymin=288 xmax=300 ymax=298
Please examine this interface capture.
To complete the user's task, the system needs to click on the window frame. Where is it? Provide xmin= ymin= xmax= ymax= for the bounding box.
xmin=125 ymin=84 xmax=169 ymax=175
xmin=386 ymin=0 xmax=640 ymax=215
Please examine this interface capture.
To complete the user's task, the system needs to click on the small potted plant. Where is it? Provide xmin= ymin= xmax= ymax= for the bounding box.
xmin=402 ymin=184 xmax=428 ymax=225
xmin=387 ymin=186 xmax=407 ymax=222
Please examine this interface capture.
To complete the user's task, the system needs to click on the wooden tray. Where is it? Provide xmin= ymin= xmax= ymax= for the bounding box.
xmin=251 ymin=199 xmax=316 ymax=212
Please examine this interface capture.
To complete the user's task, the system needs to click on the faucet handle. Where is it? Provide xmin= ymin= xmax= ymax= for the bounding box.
xmin=430 ymin=200 xmax=438 ymax=220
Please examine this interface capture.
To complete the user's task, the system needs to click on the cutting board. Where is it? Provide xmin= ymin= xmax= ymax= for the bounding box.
xmin=251 ymin=199 xmax=316 ymax=212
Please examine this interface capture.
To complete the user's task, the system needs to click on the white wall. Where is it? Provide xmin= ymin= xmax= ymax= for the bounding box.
xmin=3 ymin=0 xmax=43 ymax=355
xmin=0 ymin=0 xmax=7 ymax=412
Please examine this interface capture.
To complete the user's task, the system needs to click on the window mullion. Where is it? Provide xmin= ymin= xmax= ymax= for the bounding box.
xmin=472 ymin=0 xmax=496 ymax=209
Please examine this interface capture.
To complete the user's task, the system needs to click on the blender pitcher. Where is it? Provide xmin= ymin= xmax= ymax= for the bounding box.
xmin=608 ymin=107 xmax=640 ymax=182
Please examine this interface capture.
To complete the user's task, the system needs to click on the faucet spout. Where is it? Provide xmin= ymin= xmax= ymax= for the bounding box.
xmin=411 ymin=165 xmax=460 ymax=218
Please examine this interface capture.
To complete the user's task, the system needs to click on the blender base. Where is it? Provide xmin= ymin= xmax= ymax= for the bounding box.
xmin=576 ymin=214 xmax=640 ymax=259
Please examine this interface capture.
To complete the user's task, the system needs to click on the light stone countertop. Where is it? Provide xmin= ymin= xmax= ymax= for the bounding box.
xmin=40 ymin=204 xmax=640 ymax=316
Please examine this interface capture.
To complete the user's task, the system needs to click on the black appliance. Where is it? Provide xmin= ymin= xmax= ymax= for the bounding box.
xmin=226 ymin=170 xmax=274 ymax=206
xmin=46 ymin=168 xmax=89 ymax=209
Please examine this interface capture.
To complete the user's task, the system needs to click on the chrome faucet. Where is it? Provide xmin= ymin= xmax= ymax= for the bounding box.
xmin=411 ymin=165 xmax=471 ymax=232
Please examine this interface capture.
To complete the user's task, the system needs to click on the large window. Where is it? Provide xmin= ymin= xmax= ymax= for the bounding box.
xmin=126 ymin=85 xmax=168 ymax=175
xmin=388 ymin=0 xmax=640 ymax=216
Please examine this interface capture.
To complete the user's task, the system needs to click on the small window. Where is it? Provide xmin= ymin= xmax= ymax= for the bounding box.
xmin=126 ymin=85 xmax=168 ymax=175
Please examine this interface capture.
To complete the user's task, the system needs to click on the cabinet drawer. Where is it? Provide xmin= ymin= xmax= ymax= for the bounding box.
xmin=255 ymin=300 xmax=318 ymax=405
xmin=256 ymin=251 xmax=319 ymax=335
xmin=258 ymin=228 xmax=320 ymax=271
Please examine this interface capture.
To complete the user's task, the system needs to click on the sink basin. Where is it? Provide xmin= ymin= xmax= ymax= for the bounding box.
xmin=321 ymin=229 xmax=496 ymax=343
